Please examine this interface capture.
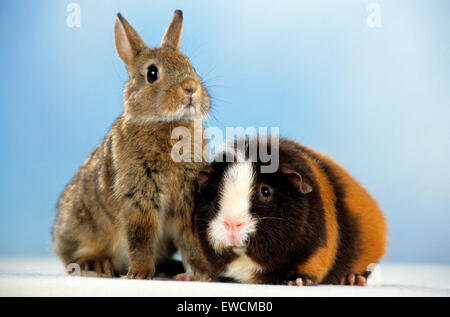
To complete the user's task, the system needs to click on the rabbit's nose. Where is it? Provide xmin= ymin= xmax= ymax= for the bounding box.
xmin=181 ymin=85 xmax=198 ymax=97
xmin=183 ymin=88 xmax=195 ymax=96
xmin=180 ymin=80 xmax=199 ymax=97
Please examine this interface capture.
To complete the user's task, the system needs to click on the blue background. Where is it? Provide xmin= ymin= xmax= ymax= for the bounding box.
xmin=0 ymin=0 xmax=449 ymax=263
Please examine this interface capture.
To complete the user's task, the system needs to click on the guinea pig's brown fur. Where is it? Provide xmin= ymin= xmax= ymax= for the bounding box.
xmin=53 ymin=11 xmax=213 ymax=279
xmin=193 ymin=137 xmax=387 ymax=285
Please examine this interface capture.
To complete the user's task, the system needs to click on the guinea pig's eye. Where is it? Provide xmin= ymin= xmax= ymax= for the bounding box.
xmin=147 ymin=64 xmax=159 ymax=83
xmin=259 ymin=185 xmax=272 ymax=201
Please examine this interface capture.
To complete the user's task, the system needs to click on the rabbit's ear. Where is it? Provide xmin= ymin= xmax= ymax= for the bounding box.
xmin=160 ymin=10 xmax=183 ymax=51
xmin=114 ymin=13 xmax=146 ymax=65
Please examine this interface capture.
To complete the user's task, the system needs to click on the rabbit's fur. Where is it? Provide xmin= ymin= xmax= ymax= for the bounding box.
xmin=53 ymin=10 xmax=212 ymax=279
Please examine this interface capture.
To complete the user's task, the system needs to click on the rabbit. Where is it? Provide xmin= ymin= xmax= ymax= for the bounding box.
xmin=190 ymin=136 xmax=387 ymax=285
xmin=53 ymin=10 xmax=213 ymax=279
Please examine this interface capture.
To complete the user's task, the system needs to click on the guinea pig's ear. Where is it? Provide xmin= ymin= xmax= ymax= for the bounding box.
xmin=281 ymin=167 xmax=313 ymax=194
xmin=160 ymin=10 xmax=183 ymax=51
xmin=197 ymin=165 xmax=214 ymax=193
xmin=114 ymin=13 xmax=147 ymax=66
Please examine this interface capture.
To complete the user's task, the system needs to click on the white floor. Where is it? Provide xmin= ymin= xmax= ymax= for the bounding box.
xmin=0 ymin=257 xmax=449 ymax=297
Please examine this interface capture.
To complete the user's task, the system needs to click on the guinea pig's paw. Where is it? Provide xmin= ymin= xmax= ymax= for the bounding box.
xmin=339 ymin=273 xmax=366 ymax=286
xmin=285 ymin=276 xmax=317 ymax=287
xmin=126 ymin=261 xmax=155 ymax=280
xmin=283 ymin=272 xmax=317 ymax=286
xmin=173 ymin=272 xmax=196 ymax=282
xmin=286 ymin=278 xmax=314 ymax=286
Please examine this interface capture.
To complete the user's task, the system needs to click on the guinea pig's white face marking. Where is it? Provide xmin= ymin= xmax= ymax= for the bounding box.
xmin=207 ymin=161 xmax=257 ymax=252
xmin=223 ymin=254 xmax=263 ymax=283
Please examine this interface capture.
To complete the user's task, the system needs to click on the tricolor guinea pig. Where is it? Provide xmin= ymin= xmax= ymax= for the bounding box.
xmin=192 ymin=136 xmax=387 ymax=285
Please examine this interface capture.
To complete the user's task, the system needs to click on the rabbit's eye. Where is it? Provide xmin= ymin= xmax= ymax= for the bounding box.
xmin=147 ymin=65 xmax=159 ymax=83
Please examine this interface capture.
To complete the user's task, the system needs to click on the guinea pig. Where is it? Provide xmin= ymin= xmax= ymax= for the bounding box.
xmin=192 ymin=136 xmax=387 ymax=286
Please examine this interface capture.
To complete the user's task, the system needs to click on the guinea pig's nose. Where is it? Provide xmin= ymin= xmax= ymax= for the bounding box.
xmin=223 ymin=219 xmax=246 ymax=247
xmin=224 ymin=220 xmax=245 ymax=232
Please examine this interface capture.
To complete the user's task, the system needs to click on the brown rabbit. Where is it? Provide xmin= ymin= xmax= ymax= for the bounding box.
xmin=53 ymin=10 xmax=212 ymax=279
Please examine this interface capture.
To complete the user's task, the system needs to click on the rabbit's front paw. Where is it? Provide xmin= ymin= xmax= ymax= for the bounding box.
xmin=127 ymin=260 xmax=155 ymax=280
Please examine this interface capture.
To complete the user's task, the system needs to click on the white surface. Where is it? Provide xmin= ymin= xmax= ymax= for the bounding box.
xmin=0 ymin=257 xmax=449 ymax=297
